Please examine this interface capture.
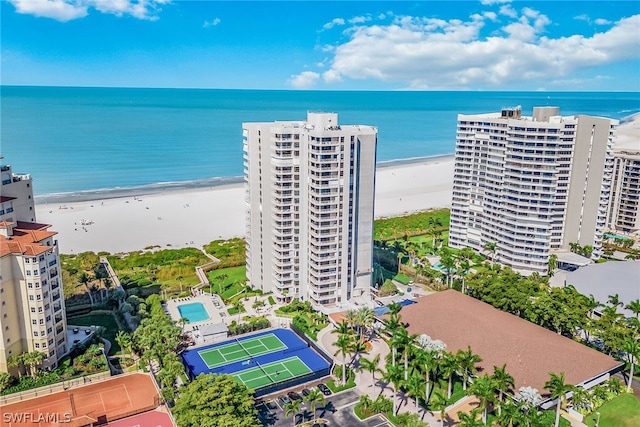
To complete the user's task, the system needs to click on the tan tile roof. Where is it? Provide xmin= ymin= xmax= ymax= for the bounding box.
xmin=389 ymin=290 xmax=623 ymax=394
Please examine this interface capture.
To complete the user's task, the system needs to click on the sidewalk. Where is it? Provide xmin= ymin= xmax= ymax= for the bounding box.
xmin=317 ymin=325 xmax=441 ymax=426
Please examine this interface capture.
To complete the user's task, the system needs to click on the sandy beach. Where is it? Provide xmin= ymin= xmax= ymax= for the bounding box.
xmin=35 ymin=156 xmax=455 ymax=254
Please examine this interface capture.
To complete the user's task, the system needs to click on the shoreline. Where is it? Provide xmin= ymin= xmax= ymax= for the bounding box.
xmin=33 ymin=154 xmax=455 ymax=204
xmin=34 ymin=156 xmax=455 ymax=254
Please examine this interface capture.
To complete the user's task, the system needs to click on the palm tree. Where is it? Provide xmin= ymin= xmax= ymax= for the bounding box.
xmin=439 ymin=253 xmax=456 ymax=287
xmin=20 ymin=351 xmax=44 ymax=377
xmin=345 ymin=309 xmax=359 ymax=334
xmin=334 ymin=334 xmax=352 ymax=385
xmin=469 ymin=374 xmax=497 ymax=425
xmin=305 ymin=388 xmax=326 ymax=423
xmin=176 ymin=275 xmax=184 ymax=292
xmin=115 ymin=331 xmax=132 ymax=355
xmin=459 ymin=259 xmax=471 ymax=294
xmin=332 ymin=319 xmax=354 ymax=339
xmin=403 ymin=373 xmax=424 ymax=412
xmin=284 ymin=399 xmax=302 ymax=426
xmin=626 ymin=299 xmax=640 ymax=319
xmin=177 ymin=317 xmax=189 ymax=332
xmin=398 ymin=328 xmax=419 ymax=381
xmin=357 ymin=354 xmax=382 ymax=400
xmin=440 ymin=352 xmax=459 ymax=399
xmin=415 ymin=348 xmax=437 ymax=405
xmin=383 ymin=362 xmax=404 ymax=415
xmin=547 ymin=254 xmax=558 ymax=277
xmin=607 ymin=293 xmax=623 ymax=312
xmin=456 ymin=346 xmax=482 ymax=391
xmin=457 ymin=409 xmax=484 ymax=427
xmin=7 ymin=354 xmax=24 ymax=378
xmin=357 ymin=307 xmax=375 ymax=340
xmin=622 ymin=337 xmax=640 ymax=393
xmin=483 ymin=242 xmax=497 ymax=263
xmin=387 ymin=301 xmax=403 ymax=323
xmin=349 ymin=339 xmax=368 ymax=365
xmin=430 ymin=388 xmax=449 ymax=427
xmin=79 ymin=271 xmax=95 ymax=307
xmin=491 ymin=364 xmax=514 ymax=415
xmin=544 ymin=371 xmax=573 ymax=427
xmin=495 ymin=401 xmax=524 ymax=427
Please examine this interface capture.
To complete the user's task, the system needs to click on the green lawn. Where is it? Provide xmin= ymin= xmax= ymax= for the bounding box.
xmin=67 ymin=313 xmax=121 ymax=355
xmin=394 ymin=273 xmax=412 ymax=285
xmin=584 ymin=394 xmax=640 ymax=427
xmin=206 ymin=266 xmax=247 ymax=298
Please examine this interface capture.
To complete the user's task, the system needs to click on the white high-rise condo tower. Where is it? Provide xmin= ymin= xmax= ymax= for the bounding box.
xmin=243 ymin=112 xmax=377 ymax=307
xmin=449 ymin=106 xmax=617 ymax=275
xmin=0 ymin=161 xmax=68 ymax=374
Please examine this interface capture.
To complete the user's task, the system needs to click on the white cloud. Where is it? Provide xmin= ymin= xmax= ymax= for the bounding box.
xmin=499 ymin=5 xmax=518 ymax=19
xmin=203 ymin=17 xmax=221 ymax=28
xmin=309 ymin=11 xmax=640 ymax=90
xmin=595 ymin=18 xmax=612 ymax=25
xmin=323 ymin=17 xmax=345 ymax=30
xmin=288 ymin=71 xmax=320 ymax=89
xmin=480 ymin=0 xmax=511 ymax=5
xmin=8 ymin=0 xmax=170 ymax=21
xmin=322 ymin=69 xmax=342 ymax=83
xmin=575 ymin=14 xmax=590 ymax=22
xmin=8 ymin=0 xmax=88 ymax=22
xmin=349 ymin=15 xmax=371 ymax=24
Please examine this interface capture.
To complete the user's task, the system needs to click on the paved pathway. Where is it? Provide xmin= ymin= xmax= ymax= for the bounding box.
xmin=318 ymin=325 xmax=442 ymax=426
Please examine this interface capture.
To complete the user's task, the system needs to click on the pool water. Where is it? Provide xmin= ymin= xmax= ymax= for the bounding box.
xmin=432 ymin=261 xmax=456 ymax=273
xmin=177 ymin=302 xmax=210 ymax=323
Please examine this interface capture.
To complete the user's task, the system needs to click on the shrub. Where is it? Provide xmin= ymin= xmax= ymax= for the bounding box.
xmin=379 ymin=279 xmax=398 ymax=297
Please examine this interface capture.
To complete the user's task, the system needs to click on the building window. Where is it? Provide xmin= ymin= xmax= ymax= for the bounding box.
xmin=32 ymin=320 xmax=37 ymax=325
xmin=26 ymin=270 xmax=31 ymax=276
xmin=29 ymin=295 xmax=34 ymax=301
xmin=25 ymin=258 xmax=30 ymax=263
xmin=39 ymin=319 xmax=44 ymax=325
xmin=34 ymin=331 xmax=38 ymax=337
xmin=31 ymin=307 xmax=36 ymax=313
xmin=28 ymin=283 xmax=33 ymax=288
xmin=35 ymin=343 xmax=40 ymax=348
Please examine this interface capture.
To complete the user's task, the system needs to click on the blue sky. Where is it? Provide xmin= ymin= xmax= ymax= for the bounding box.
xmin=2 ymin=0 xmax=639 ymax=91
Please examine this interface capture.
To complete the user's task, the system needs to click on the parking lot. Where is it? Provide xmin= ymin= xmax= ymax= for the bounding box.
xmin=255 ymin=388 xmax=393 ymax=427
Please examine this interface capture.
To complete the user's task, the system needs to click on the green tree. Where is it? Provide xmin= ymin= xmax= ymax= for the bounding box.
xmin=403 ymin=373 xmax=424 ymax=412
xmin=622 ymin=337 xmax=640 ymax=393
xmin=115 ymin=331 xmax=133 ymax=355
xmin=468 ymin=374 xmax=497 ymax=425
xmin=334 ymin=334 xmax=352 ymax=385
xmin=456 ymin=346 xmax=482 ymax=391
xmin=305 ymin=388 xmax=326 ymax=422
xmin=544 ymin=372 xmax=572 ymax=427
xmin=383 ymin=362 xmax=404 ymax=415
xmin=284 ymin=399 xmax=302 ymax=426
xmin=626 ymin=299 xmax=640 ymax=319
xmin=440 ymin=352 xmax=459 ymax=399
xmin=483 ymin=242 xmax=497 ymax=263
xmin=357 ymin=354 xmax=383 ymax=400
xmin=172 ymin=374 xmax=258 ymax=427
xmin=491 ymin=364 xmax=514 ymax=415
xmin=357 ymin=306 xmax=375 ymax=340
xmin=415 ymin=348 xmax=438 ymax=405
xmin=0 ymin=372 xmax=13 ymax=393
xmin=457 ymin=409 xmax=484 ymax=427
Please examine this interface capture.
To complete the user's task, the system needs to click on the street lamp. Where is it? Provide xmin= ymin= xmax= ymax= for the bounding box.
xmin=596 ymin=412 xmax=601 ymax=427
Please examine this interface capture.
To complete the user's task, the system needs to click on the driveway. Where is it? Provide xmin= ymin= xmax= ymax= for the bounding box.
xmin=256 ymin=388 xmax=393 ymax=427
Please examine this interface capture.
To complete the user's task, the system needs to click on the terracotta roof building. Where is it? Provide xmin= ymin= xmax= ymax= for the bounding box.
xmin=387 ymin=290 xmax=623 ymax=401
xmin=0 ymin=162 xmax=68 ymax=374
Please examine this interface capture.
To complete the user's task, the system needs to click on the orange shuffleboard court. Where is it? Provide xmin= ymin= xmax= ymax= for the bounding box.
xmin=1 ymin=372 xmax=161 ymax=427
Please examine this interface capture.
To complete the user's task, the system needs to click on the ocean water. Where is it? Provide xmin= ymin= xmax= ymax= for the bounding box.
xmin=2 ymin=86 xmax=638 ymax=196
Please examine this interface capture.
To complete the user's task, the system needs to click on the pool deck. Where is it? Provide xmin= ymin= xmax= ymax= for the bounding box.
xmin=165 ymin=294 xmax=228 ymax=344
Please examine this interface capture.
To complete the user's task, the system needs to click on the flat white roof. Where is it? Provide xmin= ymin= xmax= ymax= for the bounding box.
xmin=564 ymin=261 xmax=640 ymax=318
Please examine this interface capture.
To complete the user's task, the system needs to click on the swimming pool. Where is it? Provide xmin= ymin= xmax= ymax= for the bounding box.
xmin=604 ymin=232 xmax=630 ymax=241
xmin=431 ymin=261 xmax=456 ymax=273
xmin=177 ymin=302 xmax=210 ymax=323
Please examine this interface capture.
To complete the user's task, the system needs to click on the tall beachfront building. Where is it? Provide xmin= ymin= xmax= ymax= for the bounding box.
xmin=449 ymin=106 xmax=617 ymax=275
xmin=0 ymin=162 xmax=68 ymax=374
xmin=243 ymin=112 xmax=377 ymax=307
xmin=607 ymin=140 xmax=640 ymax=235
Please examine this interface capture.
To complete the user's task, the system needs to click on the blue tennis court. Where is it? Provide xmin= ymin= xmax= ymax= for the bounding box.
xmin=182 ymin=328 xmax=331 ymax=396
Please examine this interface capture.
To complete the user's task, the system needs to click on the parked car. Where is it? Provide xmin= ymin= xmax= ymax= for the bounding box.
xmin=278 ymin=395 xmax=291 ymax=406
xmin=301 ymin=388 xmax=311 ymax=397
xmin=317 ymin=383 xmax=332 ymax=396
xmin=287 ymin=391 xmax=303 ymax=401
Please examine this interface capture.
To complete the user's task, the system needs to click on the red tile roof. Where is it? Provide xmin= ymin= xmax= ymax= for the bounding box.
xmin=0 ymin=222 xmax=57 ymax=257
xmin=389 ymin=290 xmax=623 ymax=395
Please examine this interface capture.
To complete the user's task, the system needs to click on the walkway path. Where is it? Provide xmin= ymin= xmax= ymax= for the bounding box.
xmin=317 ymin=325 xmax=441 ymax=426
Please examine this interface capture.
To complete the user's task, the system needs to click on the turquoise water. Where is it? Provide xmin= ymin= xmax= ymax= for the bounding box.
xmin=432 ymin=261 xmax=450 ymax=273
xmin=2 ymin=86 xmax=638 ymax=195
xmin=604 ymin=232 xmax=631 ymax=240
xmin=177 ymin=302 xmax=210 ymax=323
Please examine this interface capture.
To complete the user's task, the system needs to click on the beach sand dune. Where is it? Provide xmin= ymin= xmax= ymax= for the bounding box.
xmin=35 ymin=157 xmax=455 ymax=254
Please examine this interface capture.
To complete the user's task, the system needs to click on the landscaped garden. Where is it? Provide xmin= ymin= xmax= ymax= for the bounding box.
xmin=67 ymin=312 xmax=121 ymax=355
xmin=275 ymin=300 xmax=329 ymax=340
xmin=584 ymin=394 xmax=640 ymax=427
